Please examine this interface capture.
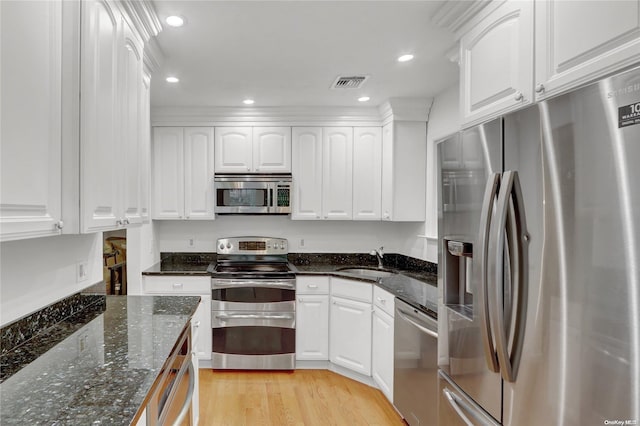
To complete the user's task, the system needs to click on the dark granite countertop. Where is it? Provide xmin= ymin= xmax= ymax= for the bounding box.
xmin=145 ymin=252 xmax=438 ymax=318
xmin=0 ymin=295 xmax=200 ymax=425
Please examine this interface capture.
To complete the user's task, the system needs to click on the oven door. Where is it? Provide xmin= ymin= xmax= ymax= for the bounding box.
xmin=212 ymin=279 xmax=295 ymax=312
xmin=211 ymin=310 xmax=295 ymax=369
xmin=214 ymin=181 xmax=270 ymax=214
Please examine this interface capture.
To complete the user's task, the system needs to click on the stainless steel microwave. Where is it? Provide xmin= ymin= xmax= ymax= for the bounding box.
xmin=214 ymin=174 xmax=292 ymax=214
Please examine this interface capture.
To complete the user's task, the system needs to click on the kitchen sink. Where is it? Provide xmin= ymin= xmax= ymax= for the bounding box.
xmin=337 ymin=267 xmax=396 ymax=278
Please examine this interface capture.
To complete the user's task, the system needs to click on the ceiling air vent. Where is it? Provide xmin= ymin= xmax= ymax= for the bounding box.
xmin=331 ymin=75 xmax=369 ymax=89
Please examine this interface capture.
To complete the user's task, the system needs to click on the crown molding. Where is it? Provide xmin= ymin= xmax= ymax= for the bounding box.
xmin=120 ymin=0 xmax=162 ymax=43
xmin=431 ymin=0 xmax=494 ymax=37
xmin=378 ymin=98 xmax=433 ymax=124
xmin=151 ymin=106 xmax=384 ymax=126
xmin=144 ymin=38 xmax=164 ymax=76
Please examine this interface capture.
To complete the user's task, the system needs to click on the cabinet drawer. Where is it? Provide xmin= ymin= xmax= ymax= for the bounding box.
xmin=143 ymin=276 xmax=210 ymax=294
xmin=373 ymin=286 xmax=395 ymax=317
xmin=296 ymin=276 xmax=330 ymax=294
xmin=330 ymin=278 xmax=372 ymax=303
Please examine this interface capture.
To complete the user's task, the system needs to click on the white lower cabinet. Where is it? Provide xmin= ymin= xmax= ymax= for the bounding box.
xmin=372 ymin=286 xmax=395 ymax=403
xmin=296 ymin=276 xmax=329 ymax=360
xmin=329 ymin=278 xmax=373 ymax=376
xmin=141 ymin=275 xmax=212 ymax=362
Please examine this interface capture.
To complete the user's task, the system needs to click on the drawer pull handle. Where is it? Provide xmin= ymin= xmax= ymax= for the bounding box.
xmin=307 ymin=284 xmax=318 ymax=289
xmin=173 ymin=283 xmax=183 ymax=288
xmin=376 ymin=297 xmax=386 ymax=304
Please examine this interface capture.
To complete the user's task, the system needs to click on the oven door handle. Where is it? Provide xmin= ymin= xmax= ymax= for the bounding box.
xmin=215 ymin=313 xmax=295 ymax=321
xmin=212 ymin=280 xmax=296 ymax=290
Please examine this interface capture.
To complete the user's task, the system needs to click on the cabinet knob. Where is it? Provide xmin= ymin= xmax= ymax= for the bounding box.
xmin=535 ymin=83 xmax=545 ymax=94
xmin=316 ymin=215 xmax=320 ymax=219
xmin=247 ymin=167 xmax=251 ymax=171
xmin=123 ymin=218 xmax=130 ymax=225
xmin=116 ymin=219 xmax=123 ymax=226
xmin=194 ymin=321 xmax=201 ymax=327
xmin=514 ymin=91 xmax=523 ymax=101
xmin=298 ymin=298 xmax=303 ymax=302
xmin=324 ymin=215 xmax=328 ymax=219
xmin=55 ymin=220 xmax=64 ymax=230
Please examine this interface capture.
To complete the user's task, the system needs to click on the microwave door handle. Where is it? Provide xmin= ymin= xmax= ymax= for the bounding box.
xmin=269 ymin=188 xmax=274 ymax=211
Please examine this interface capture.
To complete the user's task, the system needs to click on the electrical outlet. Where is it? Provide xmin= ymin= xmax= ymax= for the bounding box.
xmin=188 ymin=236 xmax=195 ymax=247
xmin=76 ymin=261 xmax=89 ymax=282
xmin=299 ymin=238 xmax=305 ymax=247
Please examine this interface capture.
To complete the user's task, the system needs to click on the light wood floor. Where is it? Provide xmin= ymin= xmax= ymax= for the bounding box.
xmin=198 ymin=369 xmax=406 ymax=426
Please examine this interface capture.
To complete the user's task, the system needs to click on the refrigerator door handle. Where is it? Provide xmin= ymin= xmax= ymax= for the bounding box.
xmin=492 ymin=170 xmax=529 ymax=383
xmin=442 ymin=388 xmax=476 ymax=426
xmin=479 ymin=172 xmax=500 ymax=372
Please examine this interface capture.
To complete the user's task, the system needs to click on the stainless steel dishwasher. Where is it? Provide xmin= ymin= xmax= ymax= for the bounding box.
xmin=394 ymin=298 xmax=439 ymax=426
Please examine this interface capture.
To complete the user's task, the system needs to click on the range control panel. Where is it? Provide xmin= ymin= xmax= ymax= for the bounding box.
xmin=216 ymin=237 xmax=288 ymax=255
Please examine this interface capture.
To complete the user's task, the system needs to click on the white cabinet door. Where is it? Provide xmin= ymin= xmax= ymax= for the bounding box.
xmin=214 ymin=127 xmax=253 ymax=173
xmin=184 ymin=128 xmax=215 ymax=219
xmin=0 ymin=0 xmax=63 ymax=241
xmin=322 ymin=127 xmax=353 ymax=220
xmin=460 ymin=0 xmax=534 ymax=127
xmin=139 ymin=71 xmax=151 ymax=223
xmin=353 ymin=127 xmax=382 ymax=220
xmin=120 ymin=16 xmax=143 ymax=226
xmin=372 ymin=307 xmax=394 ymax=403
xmin=191 ymin=295 xmax=212 ymax=361
xmin=381 ymin=122 xmax=427 ymax=222
xmin=535 ymin=0 xmax=640 ymax=100
xmin=253 ymin=127 xmax=291 ymax=173
xmin=329 ymin=295 xmax=372 ymax=375
xmin=152 ymin=128 xmax=184 ymax=219
xmin=80 ymin=0 xmax=121 ymax=232
xmin=292 ymin=127 xmax=323 ymax=220
xmin=296 ymin=295 xmax=330 ymax=360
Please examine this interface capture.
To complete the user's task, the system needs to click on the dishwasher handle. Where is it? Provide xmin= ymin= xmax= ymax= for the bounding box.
xmin=171 ymin=360 xmax=195 ymax=426
xmin=396 ymin=307 xmax=438 ymax=339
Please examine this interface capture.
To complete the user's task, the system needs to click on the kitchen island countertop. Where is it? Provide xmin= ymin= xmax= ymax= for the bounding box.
xmin=0 ymin=295 xmax=200 ymax=425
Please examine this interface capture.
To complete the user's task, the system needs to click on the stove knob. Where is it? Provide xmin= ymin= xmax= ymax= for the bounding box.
xmin=219 ymin=243 xmax=225 ymax=250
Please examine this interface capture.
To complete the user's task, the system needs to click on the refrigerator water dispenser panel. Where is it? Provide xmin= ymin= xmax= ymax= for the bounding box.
xmin=443 ymin=239 xmax=474 ymax=319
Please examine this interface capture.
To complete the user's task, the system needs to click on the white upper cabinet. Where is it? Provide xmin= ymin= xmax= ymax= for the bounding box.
xmin=322 ymin=127 xmax=353 ymax=220
xmin=139 ymin=71 xmax=151 ymax=223
xmin=153 ymin=128 xmax=184 ymax=219
xmin=253 ymin=127 xmax=292 ymax=172
xmin=215 ymin=127 xmax=291 ymax=173
xmin=81 ymin=0 xmax=149 ymax=232
xmin=184 ymin=128 xmax=215 ymax=219
xmin=80 ymin=0 xmax=121 ymax=232
xmin=381 ymin=122 xmax=427 ymax=221
xmin=120 ymin=16 xmax=143 ymax=226
xmin=535 ymin=0 xmax=640 ymax=100
xmin=214 ymin=127 xmax=253 ymax=173
xmin=292 ymin=127 xmax=323 ymax=220
xmin=460 ymin=0 xmax=534 ymax=127
xmin=353 ymin=127 xmax=382 ymax=221
xmin=0 ymin=1 xmax=63 ymax=241
xmin=152 ymin=127 xmax=215 ymax=220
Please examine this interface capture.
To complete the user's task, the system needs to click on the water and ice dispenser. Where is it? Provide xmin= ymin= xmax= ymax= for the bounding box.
xmin=443 ymin=239 xmax=474 ymax=318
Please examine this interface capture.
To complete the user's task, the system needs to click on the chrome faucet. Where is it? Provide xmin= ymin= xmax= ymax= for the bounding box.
xmin=370 ymin=246 xmax=384 ymax=268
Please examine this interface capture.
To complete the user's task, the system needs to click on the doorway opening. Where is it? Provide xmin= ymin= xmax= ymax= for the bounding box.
xmin=103 ymin=230 xmax=127 ymax=295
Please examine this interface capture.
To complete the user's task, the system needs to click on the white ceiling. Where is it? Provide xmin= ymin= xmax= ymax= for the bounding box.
xmin=150 ymin=1 xmax=459 ymax=108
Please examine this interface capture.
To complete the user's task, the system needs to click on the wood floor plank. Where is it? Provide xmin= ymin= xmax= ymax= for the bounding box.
xmin=198 ymin=369 xmax=405 ymax=426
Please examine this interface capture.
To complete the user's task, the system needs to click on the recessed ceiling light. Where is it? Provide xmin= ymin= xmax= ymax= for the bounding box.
xmin=358 ymin=96 xmax=370 ymax=102
xmin=398 ymin=54 xmax=414 ymax=62
xmin=165 ymin=15 xmax=185 ymax=27
xmin=166 ymin=76 xmax=179 ymax=83
xmin=243 ymin=99 xmax=255 ymax=105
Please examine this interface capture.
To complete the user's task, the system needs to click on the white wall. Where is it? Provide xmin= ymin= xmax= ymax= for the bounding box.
xmin=155 ymin=217 xmax=426 ymax=257
xmin=126 ymin=222 xmax=160 ymax=295
xmin=0 ymin=233 xmax=103 ymax=326
xmin=424 ymin=83 xmax=460 ymax=262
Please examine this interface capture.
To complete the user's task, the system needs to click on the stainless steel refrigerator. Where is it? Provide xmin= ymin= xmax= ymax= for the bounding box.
xmin=437 ymin=65 xmax=640 ymax=425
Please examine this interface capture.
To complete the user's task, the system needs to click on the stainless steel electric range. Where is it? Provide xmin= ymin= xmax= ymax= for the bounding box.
xmin=208 ymin=237 xmax=296 ymax=370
